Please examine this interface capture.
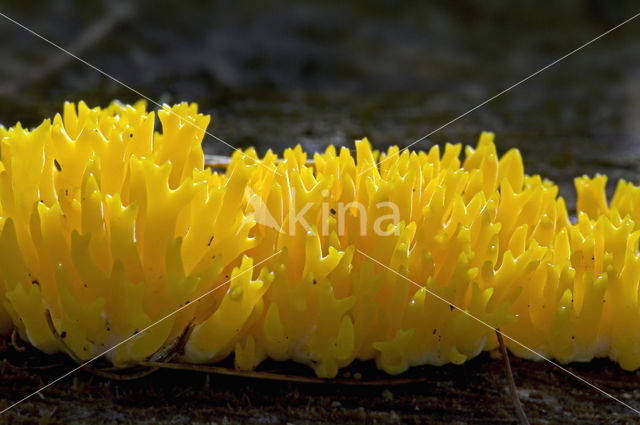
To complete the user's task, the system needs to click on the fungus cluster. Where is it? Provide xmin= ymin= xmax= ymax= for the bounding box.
xmin=1 ymin=101 xmax=639 ymax=377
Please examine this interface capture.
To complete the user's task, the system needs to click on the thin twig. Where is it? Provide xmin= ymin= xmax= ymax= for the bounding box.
xmin=10 ymin=328 xmax=26 ymax=352
xmin=139 ymin=361 xmax=443 ymax=386
xmin=84 ymin=364 xmax=160 ymax=381
xmin=203 ymin=154 xmax=315 ymax=170
xmin=2 ymin=359 xmax=65 ymax=371
xmin=497 ymin=330 xmax=530 ymax=425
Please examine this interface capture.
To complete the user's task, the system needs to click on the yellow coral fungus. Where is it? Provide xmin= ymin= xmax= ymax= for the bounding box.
xmin=2 ymin=101 xmax=640 ymax=377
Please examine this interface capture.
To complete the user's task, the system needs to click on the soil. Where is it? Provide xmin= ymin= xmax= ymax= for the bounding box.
xmin=2 ymin=334 xmax=640 ymax=424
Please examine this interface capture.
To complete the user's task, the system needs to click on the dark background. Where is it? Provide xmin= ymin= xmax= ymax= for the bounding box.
xmin=0 ymin=0 xmax=639 ymax=209
xmin=1 ymin=1 xmax=640 ymax=423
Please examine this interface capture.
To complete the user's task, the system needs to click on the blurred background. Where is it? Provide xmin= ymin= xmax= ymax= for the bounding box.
xmin=0 ymin=0 xmax=638 ymax=209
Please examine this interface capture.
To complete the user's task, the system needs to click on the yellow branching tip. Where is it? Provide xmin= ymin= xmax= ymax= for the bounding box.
xmin=1 ymin=101 xmax=640 ymax=377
